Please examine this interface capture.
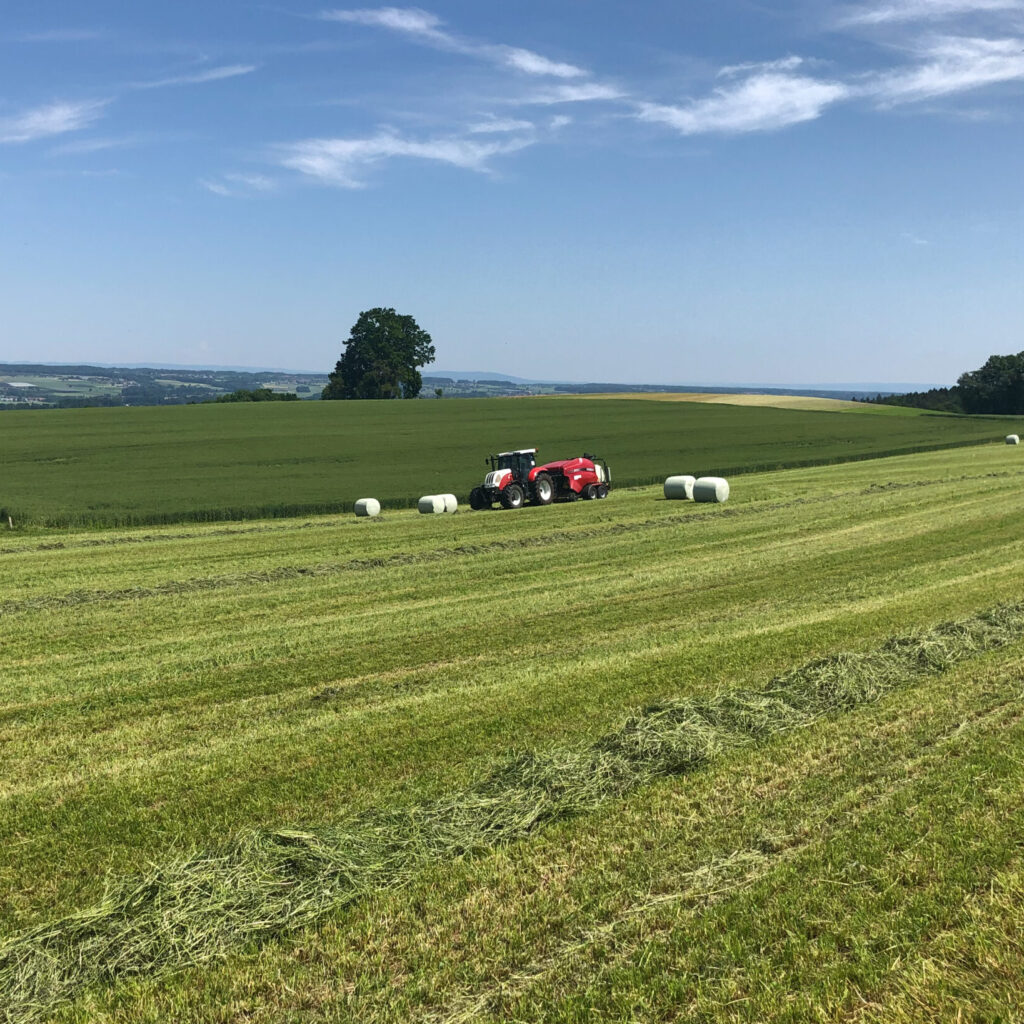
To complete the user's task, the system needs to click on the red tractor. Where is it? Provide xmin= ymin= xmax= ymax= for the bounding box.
xmin=469 ymin=449 xmax=611 ymax=510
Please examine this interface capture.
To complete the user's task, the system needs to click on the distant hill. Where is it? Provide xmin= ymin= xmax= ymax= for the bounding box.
xmin=430 ymin=371 xmax=537 ymax=384
xmin=2 ymin=360 xmax=946 ymax=406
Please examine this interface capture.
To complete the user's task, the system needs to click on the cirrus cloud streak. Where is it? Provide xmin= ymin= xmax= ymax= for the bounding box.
xmin=320 ymin=7 xmax=587 ymax=78
xmin=0 ymin=99 xmax=109 ymax=145
xmin=274 ymin=128 xmax=537 ymax=187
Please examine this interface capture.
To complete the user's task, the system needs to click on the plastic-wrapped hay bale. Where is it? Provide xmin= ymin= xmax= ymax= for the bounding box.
xmin=418 ymin=494 xmax=445 ymax=514
xmin=440 ymin=493 xmax=458 ymax=513
xmin=664 ymin=475 xmax=696 ymax=500
xmin=354 ymin=498 xmax=381 ymax=518
xmin=693 ymin=476 xmax=730 ymax=503
xmin=1007 ymin=434 xmax=1020 ymax=445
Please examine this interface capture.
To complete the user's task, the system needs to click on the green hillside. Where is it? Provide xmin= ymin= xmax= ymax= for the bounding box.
xmin=0 ymin=397 xmax=1012 ymax=526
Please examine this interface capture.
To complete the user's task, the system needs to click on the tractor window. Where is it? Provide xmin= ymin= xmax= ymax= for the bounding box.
xmin=498 ymin=453 xmax=535 ymax=477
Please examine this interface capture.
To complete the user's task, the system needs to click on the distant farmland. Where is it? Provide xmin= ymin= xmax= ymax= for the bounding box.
xmin=0 ymin=397 xmax=1011 ymax=526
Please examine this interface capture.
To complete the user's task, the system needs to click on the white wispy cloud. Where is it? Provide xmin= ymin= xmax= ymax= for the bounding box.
xmin=841 ymin=0 xmax=1024 ymax=26
xmin=0 ymin=100 xmax=108 ymax=145
xmin=866 ymin=34 xmax=1024 ymax=102
xmin=274 ymin=129 xmax=535 ymax=187
xmin=201 ymin=179 xmax=233 ymax=197
xmin=321 ymin=7 xmax=446 ymax=37
xmin=466 ymin=117 xmax=535 ymax=134
xmin=718 ymin=56 xmax=806 ymax=78
xmin=135 ymin=64 xmax=257 ymax=89
xmin=201 ymin=172 xmax=277 ymax=197
xmin=637 ymin=72 xmax=848 ymax=135
xmin=500 ymin=48 xmax=584 ymax=78
xmin=526 ymin=82 xmax=626 ymax=104
xmin=320 ymin=7 xmax=587 ymax=77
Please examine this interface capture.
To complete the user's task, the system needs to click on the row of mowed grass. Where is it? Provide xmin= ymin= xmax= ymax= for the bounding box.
xmin=0 ymin=396 xmax=1014 ymax=525
xmin=2 ymin=443 xmax=1024 ymax=1020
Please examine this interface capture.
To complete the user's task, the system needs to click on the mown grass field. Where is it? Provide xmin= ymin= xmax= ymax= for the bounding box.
xmin=2 ymin=441 xmax=1024 ymax=1021
xmin=0 ymin=396 xmax=1013 ymax=525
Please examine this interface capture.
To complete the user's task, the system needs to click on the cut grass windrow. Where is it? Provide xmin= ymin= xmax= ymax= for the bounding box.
xmin=3 ymin=603 xmax=1024 ymax=1023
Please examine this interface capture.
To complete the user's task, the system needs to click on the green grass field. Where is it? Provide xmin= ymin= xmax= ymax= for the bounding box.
xmin=2 ymin=441 xmax=1024 ymax=1022
xmin=0 ymin=397 xmax=1014 ymax=526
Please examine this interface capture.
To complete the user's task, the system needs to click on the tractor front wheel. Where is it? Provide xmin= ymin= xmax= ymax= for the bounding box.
xmin=501 ymin=483 xmax=525 ymax=509
xmin=532 ymin=473 xmax=554 ymax=506
xmin=469 ymin=487 xmax=489 ymax=510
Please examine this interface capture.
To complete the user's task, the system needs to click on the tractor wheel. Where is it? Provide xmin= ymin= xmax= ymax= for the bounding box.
xmin=583 ymin=483 xmax=598 ymax=500
xmin=532 ymin=473 xmax=554 ymax=506
xmin=469 ymin=487 xmax=489 ymax=511
xmin=596 ymin=484 xmax=609 ymax=499
xmin=501 ymin=483 xmax=525 ymax=510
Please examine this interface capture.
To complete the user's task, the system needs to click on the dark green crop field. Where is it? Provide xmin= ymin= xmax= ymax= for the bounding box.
xmin=2 ymin=444 xmax=1024 ymax=1022
xmin=0 ymin=397 xmax=1012 ymax=525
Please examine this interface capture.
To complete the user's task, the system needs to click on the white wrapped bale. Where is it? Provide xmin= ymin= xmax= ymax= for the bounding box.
xmin=693 ymin=476 xmax=730 ymax=503
xmin=418 ymin=494 xmax=445 ymax=514
xmin=664 ymin=475 xmax=696 ymax=500
xmin=440 ymin=493 xmax=458 ymax=513
xmin=1007 ymin=434 xmax=1020 ymax=445
xmin=354 ymin=498 xmax=381 ymax=518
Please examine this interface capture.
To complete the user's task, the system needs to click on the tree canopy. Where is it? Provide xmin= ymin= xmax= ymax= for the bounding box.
xmin=322 ymin=308 xmax=435 ymax=400
xmin=957 ymin=352 xmax=1024 ymax=415
xmin=866 ymin=350 xmax=1024 ymax=415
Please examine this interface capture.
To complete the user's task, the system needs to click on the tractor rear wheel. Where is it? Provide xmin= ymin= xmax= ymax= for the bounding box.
xmin=532 ymin=473 xmax=554 ymax=505
xmin=501 ymin=483 xmax=525 ymax=509
xmin=583 ymin=483 xmax=598 ymax=500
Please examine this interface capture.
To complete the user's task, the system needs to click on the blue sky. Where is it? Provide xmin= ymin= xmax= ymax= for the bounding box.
xmin=1 ymin=1 xmax=1022 ymax=385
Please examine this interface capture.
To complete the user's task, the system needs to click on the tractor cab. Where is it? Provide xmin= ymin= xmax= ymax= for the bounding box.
xmin=489 ymin=448 xmax=537 ymax=482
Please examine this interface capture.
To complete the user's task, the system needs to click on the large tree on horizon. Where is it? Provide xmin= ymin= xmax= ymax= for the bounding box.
xmin=322 ymin=308 xmax=435 ymax=400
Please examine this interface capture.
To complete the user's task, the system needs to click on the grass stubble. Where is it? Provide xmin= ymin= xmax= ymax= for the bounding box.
xmin=3 ymin=603 xmax=1024 ymax=1024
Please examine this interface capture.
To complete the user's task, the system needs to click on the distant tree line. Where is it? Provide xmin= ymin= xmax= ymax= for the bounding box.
xmin=212 ymin=389 xmax=299 ymax=403
xmin=866 ymin=387 xmax=964 ymax=413
xmin=867 ymin=351 xmax=1024 ymax=415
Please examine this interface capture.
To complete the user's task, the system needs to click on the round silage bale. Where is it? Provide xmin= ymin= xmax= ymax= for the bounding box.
xmin=418 ymin=494 xmax=445 ymax=514
xmin=1006 ymin=434 xmax=1020 ymax=445
xmin=354 ymin=498 xmax=381 ymax=518
xmin=693 ymin=476 xmax=730 ymax=503
xmin=664 ymin=475 xmax=696 ymax=500
xmin=440 ymin=493 xmax=458 ymax=513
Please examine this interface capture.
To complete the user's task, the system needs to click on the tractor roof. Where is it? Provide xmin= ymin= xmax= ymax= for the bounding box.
xmin=497 ymin=448 xmax=537 ymax=457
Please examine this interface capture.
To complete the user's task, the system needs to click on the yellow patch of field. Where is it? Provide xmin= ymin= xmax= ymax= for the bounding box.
xmin=565 ymin=391 xmax=899 ymax=413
